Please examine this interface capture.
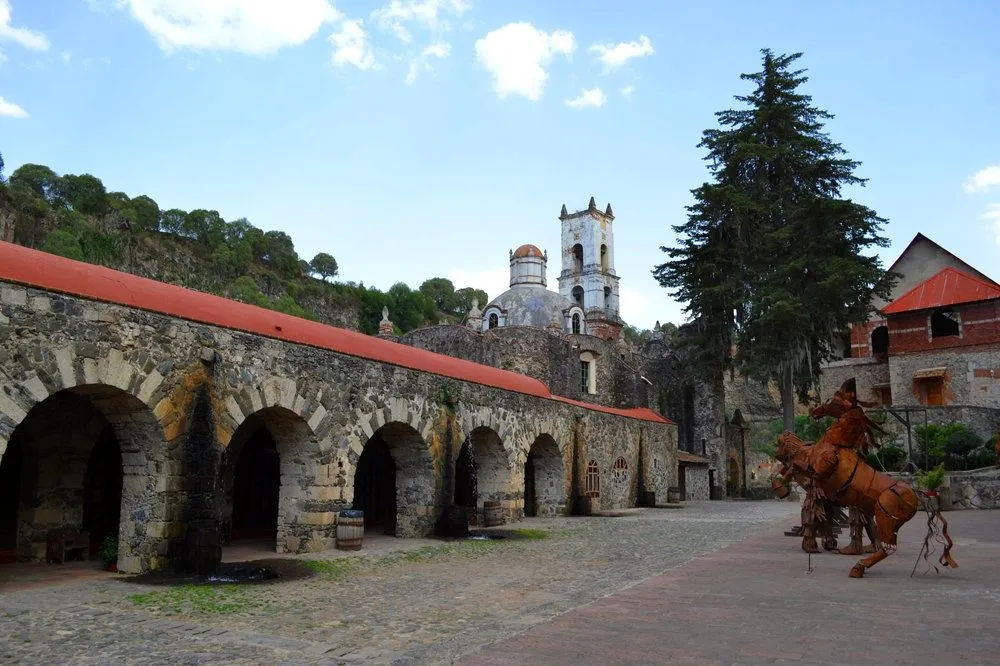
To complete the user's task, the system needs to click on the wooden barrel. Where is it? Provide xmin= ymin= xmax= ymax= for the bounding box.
xmin=666 ymin=487 xmax=681 ymax=504
xmin=336 ymin=510 xmax=364 ymax=551
xmin=482 ymin=501 xmax=504 ymax=527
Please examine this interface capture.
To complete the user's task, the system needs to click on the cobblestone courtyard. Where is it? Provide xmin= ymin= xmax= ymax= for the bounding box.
xmin=2 ymin=501 xmax=995 ymax=665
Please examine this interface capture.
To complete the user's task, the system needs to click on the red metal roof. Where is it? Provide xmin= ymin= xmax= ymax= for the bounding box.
xmin=0 ymin=241 xmax=671 ymax=424
xmin=883 ymin=267 xmax=1000 ymax=315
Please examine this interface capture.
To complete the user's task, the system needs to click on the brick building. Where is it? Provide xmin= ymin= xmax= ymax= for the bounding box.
xmin=821 ymin=233 xmax=1000 ymax=444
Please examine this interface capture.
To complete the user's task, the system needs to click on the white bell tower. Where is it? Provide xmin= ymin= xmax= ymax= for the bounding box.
xmin=556 ymin=197 xmax=622 ymax=341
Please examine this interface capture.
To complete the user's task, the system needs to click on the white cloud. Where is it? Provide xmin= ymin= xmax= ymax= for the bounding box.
xmin=371 ymin=0 xmax=470 ymax=43
xmin=0 ymin=95 xmax=28 ymax=118
xmin=982 ymin=203 xmax=1000 ymax=247
xmin=405 ymin=41 xmax=450 ymax=84
xmin=330 ymin=18 xmax=377 ymax=70
xmin=0 ymin=0 xmax=49 ymax=51
xmin=620 ymin=84 xmax=634 ymax=98
xmin=589 ymin=35 xmax=653 ymax=71
xmin=61 ymin=51 xmax=72 ymax=63
xmin=474 ymin=22 xmax=575 ymax=101
xmin=120 ymin=0 xmax=341 ymax=55
xmin=564 ymin=87 xmax=606 ymax=109
xmin=964 ymin=165 xmax=1000 ymax=194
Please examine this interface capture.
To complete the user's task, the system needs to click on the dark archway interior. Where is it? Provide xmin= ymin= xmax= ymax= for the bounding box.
xmin=454 ymin=439 xmax=477 ymax=512
xmin=0 ymin=440 xmax=23 ymax=559
xmin=525 ymin=435 xmax=563 ymax=517
xmin=1 ymin=390 xmax=132 ymax=563
xmin=230 ymin=427 xmax=280 ymax=541
xmin=354 ymin=434 xmax=397 ymax=534
xmin=82 ymin=428 xmax=123 ymax=556
xmin=524 ymin=453 xmax=537 ymax=517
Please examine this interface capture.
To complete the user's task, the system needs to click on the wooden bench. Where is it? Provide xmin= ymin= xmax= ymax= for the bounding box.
xmin=46 ymin=527 xmax=91 ymax=564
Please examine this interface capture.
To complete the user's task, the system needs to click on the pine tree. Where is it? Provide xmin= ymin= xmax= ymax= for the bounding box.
xmin=653 ymin=49 xmax=895 ymax=431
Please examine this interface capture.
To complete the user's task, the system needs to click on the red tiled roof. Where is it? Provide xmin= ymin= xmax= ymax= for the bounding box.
xmin=883 ymin=267 xmax=1000 ymax=315
xmin=0 ymin=242 xmax=672 ymax=424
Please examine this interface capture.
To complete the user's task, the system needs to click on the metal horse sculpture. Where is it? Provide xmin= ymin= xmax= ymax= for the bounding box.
xmin=773 ymin=380 xmax=919 ymax=578
xmin=808 ymin=380 xmax=881 ymax=556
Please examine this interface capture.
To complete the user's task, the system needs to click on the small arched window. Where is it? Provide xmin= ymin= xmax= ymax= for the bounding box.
xmin=600 ymin=244 xmax=609 ymax=272
xmin=603 ymin=286 xmax=612 ymax=311
xmin=571 ymin=313 xmax=581 ymax=334
xmin=585 ymin=460 xmax=600 ymax=497
xmin=572 ymin=244 xmax=584 ymax=273
xmin=612 ymin=457 xmax=628 ymax=484
xmin=488 ymin=313 xmax=499 ymax=329
xmin=572 ymin=285 xmax=584 ymax=308
xmin=871 ymin=325 xmax=889 ymax=357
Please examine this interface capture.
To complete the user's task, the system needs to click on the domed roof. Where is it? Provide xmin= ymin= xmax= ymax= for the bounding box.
xmin=512 ymin=244 xmax=544 ymax=259
xmin=486 ymin=285 xmax=575 ymax=329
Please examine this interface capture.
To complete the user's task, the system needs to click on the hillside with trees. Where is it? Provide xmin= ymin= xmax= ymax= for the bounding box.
xmin=0 ymin=154 xmax=487 ymax=335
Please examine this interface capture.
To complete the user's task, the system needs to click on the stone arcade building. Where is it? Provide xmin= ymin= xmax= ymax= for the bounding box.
xmin=0 ymin=241 xmax=677 ymax=574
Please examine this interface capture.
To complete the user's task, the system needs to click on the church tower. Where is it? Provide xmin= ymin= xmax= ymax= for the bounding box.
xmin=557 ymin=197 xmax=622 ymax=341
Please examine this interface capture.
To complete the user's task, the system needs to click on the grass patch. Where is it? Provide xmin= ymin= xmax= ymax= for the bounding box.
xmin=508 ymin=528 xmax=551 ymax=540
xmin=303 ymin=557 xmax=363 ymax=580
xmin=128 ymin=584 xmax=269 ymax=616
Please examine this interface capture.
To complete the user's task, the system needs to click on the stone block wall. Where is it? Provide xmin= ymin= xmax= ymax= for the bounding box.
xmin=888 ymin=346 xmax=1000 ymax=409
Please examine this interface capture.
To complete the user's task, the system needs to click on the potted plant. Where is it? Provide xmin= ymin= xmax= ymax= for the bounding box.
xmin=99 ymin=535 xmax=118 ymax=572
xmin=916 ymin=464 xmax=946 ymax=512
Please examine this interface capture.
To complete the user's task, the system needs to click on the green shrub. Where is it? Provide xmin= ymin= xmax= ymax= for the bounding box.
xmin=916 ymin=464 xmax=946 ymax=491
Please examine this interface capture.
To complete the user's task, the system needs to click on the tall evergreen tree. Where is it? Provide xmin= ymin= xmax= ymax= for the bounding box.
xmin=653 ymin=49 xmax=895 ymax=431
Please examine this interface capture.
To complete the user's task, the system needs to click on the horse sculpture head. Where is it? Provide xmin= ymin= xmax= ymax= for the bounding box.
xmin=774 ymin=431 xmax=803 ymax=464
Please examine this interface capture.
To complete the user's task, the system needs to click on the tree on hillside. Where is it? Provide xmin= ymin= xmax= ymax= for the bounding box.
xmin=455 ymin=287 xmax=489 ymax=314
xmin=9 ymin=164 xmax=61 ymax=203
xmin=652 ymin=49 xmax=894 ymax=431
xmin=419 ymin=277 xmax=458 ymax=313
xmin=58 ymin=174 xmax=109 ymax=216
xmin=310 ymin=252 xmax=338 ymax=281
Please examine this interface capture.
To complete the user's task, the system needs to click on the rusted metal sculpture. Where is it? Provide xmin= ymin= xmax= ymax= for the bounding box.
xmin=808 ymin=381 xmax=881 ymax=556
xmin=773 ymin=379 xmax=920 ymax=578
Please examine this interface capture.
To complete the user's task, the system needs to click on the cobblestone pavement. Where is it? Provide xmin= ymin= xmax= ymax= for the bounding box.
xmin=0 ymin=501 xmax=796 ymax=665
xmin=460 ymin=508 xmax=1000 ymax=666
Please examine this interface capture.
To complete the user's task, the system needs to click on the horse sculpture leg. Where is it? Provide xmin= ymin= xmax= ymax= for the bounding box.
xmin=848 ymin=484 xmax=918 ymax=578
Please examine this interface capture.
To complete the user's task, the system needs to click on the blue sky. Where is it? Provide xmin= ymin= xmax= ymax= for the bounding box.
xmin=2 ymin=0 xmax=998 ymax=330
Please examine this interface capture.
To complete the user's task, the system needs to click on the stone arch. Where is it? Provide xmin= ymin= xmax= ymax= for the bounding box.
xmin=870 ymin=325 xmax=889 ymax=357
xmin=572 ymin=243 xmax=584 ymax=273
xmin=524 ymin=434 xmax=565 ymax=517
xmin=0 ymin=383 xmax=168 ymax=573
xmin=455 ymin=426 xmax=511 ymax=523
xmin=352 ymin=421 xmax=436 ymax=538
xmin=220 ymin=406 xmax=318 ymax=554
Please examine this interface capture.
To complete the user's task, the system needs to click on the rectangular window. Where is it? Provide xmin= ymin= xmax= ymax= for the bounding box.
xmin=580 ymin=360 xmax=590 ymax=394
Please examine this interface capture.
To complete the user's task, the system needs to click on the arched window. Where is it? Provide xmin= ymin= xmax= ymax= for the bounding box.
xmin=871 ymin=325 xmax=889 ymax=357
xmin=572 ymin=244 xmax=584 ymax=273
xmin=488 ymin=313 xmax=499 ymax=329
xmin=585 ymin=460 xmax=600 ymax=497
xmin=571 ymin=313 xmax=581 ymax=334
xmin=600 ymin=244 xmax=609 ymax=272
xmin=930 ymin=309 xmax=959 ymax=338
xmin=571 ymin=285 xmax=584 ymax=308
xmin=603 ymin=286 xmax=612 ymax=312
xmin=612 ymin=456 xmax=628 ymax=484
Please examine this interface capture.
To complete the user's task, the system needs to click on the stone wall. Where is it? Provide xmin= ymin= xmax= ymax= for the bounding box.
xmin=0 ymin=279 xmax=676 ymax=573
xmin=400 ymin=324 xmax=648 ymax=409
xmin=819 ymin=357 xmax=890 ymax=404
xmin=888 ymin=346 xmax=1000 ymax=409
xmin=893 ymin=467 xmax=1000 ymax=510
xmin=682 ymin=465 xmax=710 ymax=501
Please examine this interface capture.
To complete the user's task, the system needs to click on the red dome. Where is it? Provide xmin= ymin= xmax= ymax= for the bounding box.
xmin=512 ymin=244 xmax=544 ymax=259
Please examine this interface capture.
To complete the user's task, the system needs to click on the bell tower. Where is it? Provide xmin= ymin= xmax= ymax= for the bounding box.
xmin=556 ymin=197 xmax=622 ymax=341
